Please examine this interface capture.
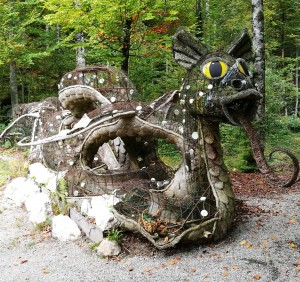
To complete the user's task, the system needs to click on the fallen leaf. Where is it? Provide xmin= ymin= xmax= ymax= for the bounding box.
xmin=42 ymin=268 xmax=50 ymax=274
xmin=128 ymin=268 xmax=134 ymax=272
xmin=144 ymin=269 xmax=151 ymax=273
xmin=223 ymin=271 xmax=229 ymax=277
xmin=240 ymin=240 xmax=247 ymax=245
xmin=256 ymin=220 xmax=264 ymax=227
xmin=290 ymin=243 xmax=296 ymax=248
xmin=20 ymin=260 xmax=28 ymax=264
xmin=288 ymin=219 xmax=297 ymax=224
xmin=232 ymin=265 xmax=239 ymax=270
xmin=253 ymin=274 xmax=261 ymax=280
xmin=163 ymin=237 xmax=169 ymax=244
xmin=169 ymin=259 xmax=176 ymax=265
xmin=191 ymin=268 xmax=196 ymax=273
xmin=246 ymin=243 xmax=253 ymax=249
xmin=260 ymin=245 xmax=269 ymax=249
xmin=112 ymin=256 xmax=121 ymax=261
xmin=175 ymin=257 xmax=181 ymax=261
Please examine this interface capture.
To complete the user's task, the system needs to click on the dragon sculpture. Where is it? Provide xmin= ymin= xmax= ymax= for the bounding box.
xmin=1 ymin=28 xmax=299 ymax=249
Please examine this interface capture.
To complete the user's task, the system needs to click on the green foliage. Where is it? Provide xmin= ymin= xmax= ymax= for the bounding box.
xmin=0 ymin=0 xmax=299 ymax=175
xmin=278 ymin=116 xmax=300 ymax=133
xmin=221 ymin=124 xmax=257 ymax=172
xmin=51 ymin=177 xmax=68 ymax=215
xmin=35 ymin=216 xmax=52 ymax=232
xmin=107 ymin=228 xmax=122 ymax=242
xmin=157 ymin=139 xmax=182 ymax=169
xmin=0 ymin=148 xmax=28 ymax=187
xmin=90 ymin=241 xmax=101 ymax=251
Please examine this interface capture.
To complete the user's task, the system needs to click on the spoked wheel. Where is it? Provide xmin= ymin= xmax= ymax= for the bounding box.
xmin=268 ymin=148 xmax=300 ymax=187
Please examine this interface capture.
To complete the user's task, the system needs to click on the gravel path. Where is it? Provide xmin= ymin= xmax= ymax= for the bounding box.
xmin=1 ymin=186 xmax=300 ymax=282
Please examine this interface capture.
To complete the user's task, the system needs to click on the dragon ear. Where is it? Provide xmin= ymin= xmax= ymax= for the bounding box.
xmin=227 ymin=28 xmax=253 ymax=61
xmin=172 ymin=27 xmax=208 ymax=70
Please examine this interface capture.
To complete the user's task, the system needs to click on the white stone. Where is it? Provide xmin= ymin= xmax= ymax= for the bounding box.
xmin=4 ymin=177 xmax=40 ymax=207
xmin=52 ymin=215 xmax=81 ymax=241
xmin=88 ymin=195 xmax=120 ymax=231
xmin=46 ymin=171 xmax=66 ymax=193
xmin=29 ymin=163 xmax=56 ymax=185
xmin=25 ymin=191 xmax=52 ymax=224
xmin=96 ymin=239 xmax=121 ymax=257
xmin=45 ymin=175 xmax=57 ymax=193
xmin=81 ymin=199 xmax=91 ymax=215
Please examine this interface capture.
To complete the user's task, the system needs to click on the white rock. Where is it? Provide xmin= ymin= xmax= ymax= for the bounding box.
xmin=29 ymin=163 xmax=56 ymax=185
xmin=25 ymin=191 xmax=52 ymax=224
xmin=47 ymin=171 xmax=66 ymax=193
xmin=88 ymin=195 xmax=120 ymax=231
xmin=52 ymin=214 xmax=81 ymax=241
xmin=4 ymin=177 xmax=40 ymax=207
xmin=81 ymin=199 xmax=91 ymax=215
xmin=45 ymin=175 xmax=57 ymax=192
xmin=96 ymin=239 xmax=121 ymax=257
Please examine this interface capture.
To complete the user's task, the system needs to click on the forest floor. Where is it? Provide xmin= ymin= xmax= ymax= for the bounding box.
xmin=1 ymin=149 xmax=300 ymax=281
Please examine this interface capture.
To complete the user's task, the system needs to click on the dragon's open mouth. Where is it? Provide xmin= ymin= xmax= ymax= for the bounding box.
xmin=221 ymin=89 xmax=262 ymax=125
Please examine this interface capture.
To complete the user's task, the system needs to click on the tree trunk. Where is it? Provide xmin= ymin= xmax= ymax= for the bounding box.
xmin=76 ymin=32 xmax=86 ymax=68
xmin=295 ymin=45 xmax=299 ymax=117
xmin=252 ymin=0 xmax=265 ymax=120
xmin=121 ymin=18 xmax=132 ymax=74
xmin=252 ymin=0 xmax=265 ymax=137
xmin=195 ymin=0 xmax=203 ymax=40
xmin=74 ymin=0 xmax=85 ymax=68
xmin=10 ymin=60 xmax=18 ymax=119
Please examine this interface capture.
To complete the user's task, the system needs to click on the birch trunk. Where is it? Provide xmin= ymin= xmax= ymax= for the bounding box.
xmin=10 ymin=60 xmax=18 ymax=119
xmin=252 ymin=0 xmax=265 ymax=124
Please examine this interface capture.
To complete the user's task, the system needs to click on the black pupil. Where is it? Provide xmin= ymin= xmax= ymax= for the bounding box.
xmin=210 ymin=62 xmax=222 ymax=77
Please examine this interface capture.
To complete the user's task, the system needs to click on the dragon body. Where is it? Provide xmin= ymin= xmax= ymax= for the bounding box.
xmin=1 ymin=29 xmax=298 ymax=249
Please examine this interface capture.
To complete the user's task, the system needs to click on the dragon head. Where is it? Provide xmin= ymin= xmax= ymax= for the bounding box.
xmin=173 ymin=28 xmax=262 ymax=125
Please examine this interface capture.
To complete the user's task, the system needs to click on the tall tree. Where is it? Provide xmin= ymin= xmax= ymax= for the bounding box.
xmin=252 ymin=0 xmax=265 ymax=124
xmin=195 ymin=0 xmax=203 ymax=40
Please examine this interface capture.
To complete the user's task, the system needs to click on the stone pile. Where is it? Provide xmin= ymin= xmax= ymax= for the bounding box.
xmin=3 ymin=162 xmax=121 ymax=255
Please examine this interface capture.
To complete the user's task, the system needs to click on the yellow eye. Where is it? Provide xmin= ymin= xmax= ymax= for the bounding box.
xmin=202 ymin=60 xmax=228 ymax=79
xmin=236 ymin=58 xmax=250 ymax=76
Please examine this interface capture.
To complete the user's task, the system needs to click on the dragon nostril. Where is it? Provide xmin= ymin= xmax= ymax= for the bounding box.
xmin=231 ymin=79 xmax=246 ymax=90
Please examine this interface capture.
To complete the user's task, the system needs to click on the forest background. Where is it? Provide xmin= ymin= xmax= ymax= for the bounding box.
xmin=0 ymin=0 xmax=299 ymax=172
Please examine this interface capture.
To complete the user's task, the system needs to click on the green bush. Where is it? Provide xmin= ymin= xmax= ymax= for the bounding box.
xmin=277 ymin=116 xmax=300 ymax=133
xmin=220 ymin=124 xmax=257 ymax=172
xmin=157 ymin=139 xmax=182 ymax=169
